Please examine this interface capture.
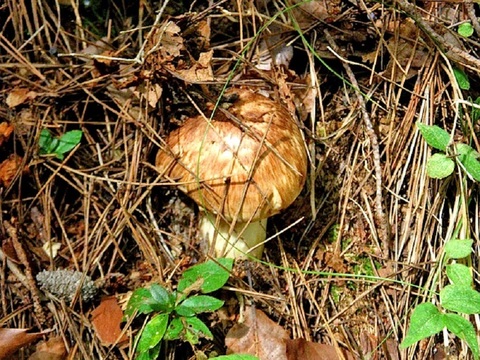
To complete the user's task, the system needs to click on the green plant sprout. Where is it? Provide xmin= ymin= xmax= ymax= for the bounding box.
xmin=458 ymin=22 xmax=474 ymax=38
xmin=39 ymin=129 xmax=83 ymax=160
xmin=400 ymin=239 xmax=480 ymax=359
xmin=417 ymin=123 xmax=480 ymax=181
xmin=125 ymin=258 xmax=256 ymax=360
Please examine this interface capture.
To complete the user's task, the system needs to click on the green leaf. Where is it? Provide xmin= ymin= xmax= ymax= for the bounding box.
xmin=400 ymin=303 xmax=445 ymax=349
xmin=136 ymin=345 xmax=161 ymax=360
xmin=125 ymin=288 xmax=155 ymax=318
xmin=454 ymin=67 xmax=470 ymax=90
xmin=149 ymin=284 xmax=175 ymax=312
xmin=471 ymin=97 xmax=480 ymax=122
xmin=444 ymin=313 xmax=480 ymax=360
xmin=426 ymin=153 xmax=455 ymax=179
xmin=125 ymin=286 xmax=171 ymax=318
xmin=39 ymin=129 xmax=55 ymax=154
xmin=137 ymin=313 xmax=169 ymax=353
xmin=175 ymin=295 xmax=224 ymax=317
xmin=54 ymin=130 xmax=83 ymax=159
xmin=178 ymin=258 xmax=233 ymax=294
xmin=441 ymin=285 xmax=480 ymax=314
xmin=458 ymin=22 xmax=474 ymax=38
xmin=164 ymin=317 xmax=184 ymax=341
xmin=456 ymin=143 xmax=480 ymax=182
xmin=417 ymin=123 xmax=450 ymax=151
xmin=446 ymin=264 xmax=472 ymax=287
xmin=445 ymin=238 xmax=473 ymax=259
xmin=184 ymin=316 xmax=213 ymax=344
xmin=212 ymin=356 xmax=260 ymax=360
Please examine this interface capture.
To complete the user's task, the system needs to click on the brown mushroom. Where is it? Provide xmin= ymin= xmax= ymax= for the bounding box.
xmin=156 ymin=88 xmax=307 ymax=258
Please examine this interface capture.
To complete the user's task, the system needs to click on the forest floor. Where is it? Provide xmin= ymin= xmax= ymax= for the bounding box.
xmin=1 ymin=0 xmax=480 ymax=359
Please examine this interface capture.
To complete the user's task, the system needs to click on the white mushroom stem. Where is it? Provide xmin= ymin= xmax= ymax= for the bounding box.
xmin=199 ymin=212 xmax=267 ymax=259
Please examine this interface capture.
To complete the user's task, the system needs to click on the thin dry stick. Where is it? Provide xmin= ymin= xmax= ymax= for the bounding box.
xmin=3 ymin=221 xmax=46 ymax=325
xmin=324 ymin=30 xmax=389 ymax=256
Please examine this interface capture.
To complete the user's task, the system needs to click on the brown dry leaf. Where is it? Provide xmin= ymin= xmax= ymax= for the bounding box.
xmin=28 ymin=336 xmax=67 ymax=360
xmin=0 ymin=122 xmax=14 ymax=146
xmin=159 ymin=22 xmax=184 ymax=59
xmin=225 ymin=306 xmax=289 ymax=360
xmin=290 ymin=0 xmax=342 ymax=28
xmin=0 ymin=154 xmax=28 ymax=187
xmin=0 ymin=328 xmax=48 ymax=360
xmin=177 ymin=50 xmax=214 ymax=82
xmin=6 ymin=88 xmax=38 ymax=108
xmin=382 ymin=19 xmax=431 ymax=81
xmin=286 ymin=338 xmax=345 ymax=360
xmin=91 ymin=296 xmax=128 ymax=346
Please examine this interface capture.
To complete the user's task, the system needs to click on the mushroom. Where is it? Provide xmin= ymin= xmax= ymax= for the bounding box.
xmin=156 ymin=88 xmax=307 ymax=258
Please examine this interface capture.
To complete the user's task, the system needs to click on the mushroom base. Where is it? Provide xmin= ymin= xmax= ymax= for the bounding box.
xmin=199 ymin=212 xmax=267 ymax=259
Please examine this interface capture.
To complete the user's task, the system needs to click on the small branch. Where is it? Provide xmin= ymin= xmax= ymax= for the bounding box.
xmin=4 ymin=221 xmax=46 ymax=325
xmin=324 ymin=30 xmax=390 ymax=256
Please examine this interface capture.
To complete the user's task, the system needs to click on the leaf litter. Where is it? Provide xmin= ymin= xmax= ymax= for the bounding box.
xmin=1 ymin=0 xmax=480 ymax=359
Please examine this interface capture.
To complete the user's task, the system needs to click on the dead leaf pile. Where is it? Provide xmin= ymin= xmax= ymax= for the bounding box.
xmin=225 ymin=306 xmax=352 ymax=360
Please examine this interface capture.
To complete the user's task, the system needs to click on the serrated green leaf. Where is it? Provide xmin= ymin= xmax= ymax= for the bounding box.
xmin=445 ymin=239 xmax=473 ymax=259
xmin=212 ymin=356 xmax=260 ymax=360
xmin=444 ymin=313 xmax=480 ymax=360
xmin=175 ymin=295 xmax=224 ymax=317
xmin=446 ymin=264 xmax=472 ymax=287
xmin=184 ymin=316 xmax=213 ymax=344
xmin=417 ymin=123 xmax=451 ymax=151
xmin=137 ymin=313 xmax=169 ymax=352
xmin=400 ymin=303 xmax=445 ymax=349
xmin=458 ymin=22 xmax=474 ymax=38
xmin=456 ymin=143 xmax=480 ymax=182
xmin=54 ymin=130 xmax=83 ymax=159
xmin=426 ymin=153 xmax=455 ymax=179
xmin=164 ymin=317 xmax=184 ymax=341
xmin=441 ymin=285 xmax=480 ymax=314
xmin=178 ymin=258 xmax=233 ymax=294
xmin=454 ymin=67 xmax=470 ymax=90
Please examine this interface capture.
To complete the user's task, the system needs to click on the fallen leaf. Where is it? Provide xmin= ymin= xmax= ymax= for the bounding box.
xmin=91 ymin=296 xmax=128 ymax=346
xmin=0 ymin=328 xmax=48 ymax=360
xmin=290 ymin=0 xmax=342 ymax=27
xmin=286 ymin=338 xmax=344 ymax=360
xmin=177 ymin=50 xmax=214 ymax=82
xmin=0 ymin=154 xmax=29 ymax=187
xmin=0 ymin=122 xmax=14 ymax=146
xmin=6 ymin=88 xmax=38 ymax=108
xmin=225 ymin=306 xmax=289 ymax=360
xmin=28 ymin=336 xmax=67 ymax=360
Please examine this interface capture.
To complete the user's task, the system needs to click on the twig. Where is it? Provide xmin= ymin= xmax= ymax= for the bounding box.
xmin=324 ymin=30 xmax=390 ymax=257
xmin=3 ymin=221 xmax=46 ymax=325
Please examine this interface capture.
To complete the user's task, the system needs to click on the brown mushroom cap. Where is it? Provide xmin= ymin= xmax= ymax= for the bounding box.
xmin=156 ymin=88 xmax=307 ymax=223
